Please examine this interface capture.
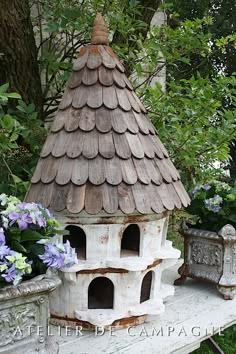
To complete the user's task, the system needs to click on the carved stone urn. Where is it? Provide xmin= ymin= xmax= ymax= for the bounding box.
xmin=175 ymin=223 xmax=236 ymax=299
xmin=0 ymin=274 xmax=61 ymax=354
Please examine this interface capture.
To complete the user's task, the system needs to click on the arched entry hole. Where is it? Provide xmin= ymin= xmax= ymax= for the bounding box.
xmin=121 ymin=224 xmax=140 ymax=257
xmin=140 ymin=271 xmax=153 ymax=303
xmin=88 ymin=277 xmax=114 ymax=309
xmin=64 ymin=225 xmax=86 ymax=260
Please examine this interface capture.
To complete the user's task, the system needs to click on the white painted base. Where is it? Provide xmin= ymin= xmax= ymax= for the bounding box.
xmin=50 ymin=216 xmax=181 ymax=327
xmin=74 ymin=298 xmax=167 ymax=327
xmin=50 ymin=257 xmax=179 ymax=327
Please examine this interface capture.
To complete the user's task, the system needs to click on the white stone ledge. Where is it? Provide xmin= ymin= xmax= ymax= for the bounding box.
xmin=75 ymin=308 xmax=126 ymax=327
xmin=129 ymin=298 xmax=165 ymax=316
xmin=74 ymin=298 xmax=167 ymax=327
xmin=60 ymin=247 xmax=180 ymax=274
xmin=106 ymin=257 xmax=153 ymax=271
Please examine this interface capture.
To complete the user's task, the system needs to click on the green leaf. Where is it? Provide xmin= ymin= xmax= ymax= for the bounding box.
xmin=11 ymin=240 xmax=28 ymax=253
xmin=0 ymin=83 xmax=9 ymax=94
xmin=20 ymin=230 xmax=50 ymax=243
xmin=26 ymin=243 xmax=45 ymax=257
xmin=12 ymin=174 xmax=23 ymax=184
xmin=45 ymin=22 xmax=59 ymax=33
xmin=7 ymin=93 xmax=21 ymax=99
xmin=9 ymin=232 xmax=21 ymax=241
xmin=1 ymin=115 xmax=17 ymax=131
xmin=226 ymin=215 xmax=236 ymax=223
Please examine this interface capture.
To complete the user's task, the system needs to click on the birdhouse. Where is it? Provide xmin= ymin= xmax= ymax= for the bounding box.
xmin=26 ymin=14 xmax=190 ymax=329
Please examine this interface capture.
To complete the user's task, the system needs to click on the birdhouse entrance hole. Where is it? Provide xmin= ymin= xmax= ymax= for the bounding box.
xmin=88 ymin=277 xmax=114 ymax=309
xmin=140 ymin=271 xmax=153 ymax=303
xmin=121 ymin=224 xmax=140 ymax=257
xmin=64 ymin=225 xmax=86 ymax=260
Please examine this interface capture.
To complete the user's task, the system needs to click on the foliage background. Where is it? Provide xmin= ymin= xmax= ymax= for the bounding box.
xmin=0 ymin=1 xmax=235 ymax=352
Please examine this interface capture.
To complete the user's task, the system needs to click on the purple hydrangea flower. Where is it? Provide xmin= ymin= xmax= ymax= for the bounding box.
xmin=36 ymin=215 xmax=46 ymax=228
xmin=212 ymin=205 xmax=221 ymax=213
xmin=0 ymin=244 xmax=10 ymax=260
xmin=46 ymin=243 xmax=60 ymax=255
xmin=38 ymin=239 xmax=78 ymax=270
xmin=39 ymin=242 xmax=64 ymax=269
xmin=8 ymin=212 xmax=20 ymax=221
xmin=17 ymin=214 xmax=33 ymax=230
xmin=16 ymin=202 xmax=28 ymax=209
xmin=39 ymin=250 xmax=64 ymax=269
xmin=192 ymin=184 xmax=211 ymax=196
xmin=1 ymin=265 xmax=17 ymax=282
xmin=203 ymin=184 xmax=211 ymax=191
xmin=0 ymin=228 xmax=5 ymax=246
xmin=63 ymin=240 xmax=78 ymax=267
xmin=8 ymin=250 xmax=16 ymax=256
xmin=204 ymin=194 xmax=223 ymax=213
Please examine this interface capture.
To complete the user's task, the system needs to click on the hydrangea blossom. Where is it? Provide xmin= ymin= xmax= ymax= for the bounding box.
xmin=0 ymin=228 xmax=32 ymax=285
xmin=188 ymin=181 xmax=236 ymax=231
xmin=0 ymin=244 xmax=10 ymax=261
xmin=204 ymin=195 xmax=223 ymax=213
xmin=192 ymin=184 xmax=211 ymax=195
xmin=37 ymin=239 xmax=78 ymax=269
xmin=0 ymin=194 xmax=58 ymax=232
xmin=1 ymin=265 xmax=17 ymax=283
xmin=0 ymin=194 xmax=78 ymax=286
xmin=203 ymin=184 xmax=211 ymax=191
xmin=0 ymin=227 xmax=5 ymax=245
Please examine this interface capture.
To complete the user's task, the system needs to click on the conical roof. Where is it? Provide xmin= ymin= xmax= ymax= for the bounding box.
xmin=26 ymin=14 xmax=190 ymax=215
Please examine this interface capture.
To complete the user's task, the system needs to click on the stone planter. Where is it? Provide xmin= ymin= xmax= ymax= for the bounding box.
xmin=0 ymin=274 xmax=61 ymax=354
xmin=174 ymin=223 xmax=236 ymax=299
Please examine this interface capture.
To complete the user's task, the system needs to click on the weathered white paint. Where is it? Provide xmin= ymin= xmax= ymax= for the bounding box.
xmin=59 ymin=218 xmax=171 ymax=264
xmin=50 ymin=216 xmax=180 ymax=327
xmin=55 ymin=210 xmax=167 ymax=225
xmin=50 ymin=261 xmax=176 ymax=327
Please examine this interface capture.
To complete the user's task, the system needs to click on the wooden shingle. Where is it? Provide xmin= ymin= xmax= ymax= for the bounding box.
xmin=82 ymin=67 xmax=98 ymax=86
xmin=66 ymin=131 xmax=85 ymax=158
xmin=96 ymin=107 xmax=112 ymax=132
xmin=68 ymin=70 xmax=82 ymax=89
xmin=78 ymin=107 xmax=95 ymax=132
xmin=98 ymin=66 xmax=113 ymax=86
xmin=65 ymin=108 xmax=81 ymax=132
xmin=71 ymin=156 xmax=88 ymax=185
xmin=98 ymin=131 xmax=115 ymax=158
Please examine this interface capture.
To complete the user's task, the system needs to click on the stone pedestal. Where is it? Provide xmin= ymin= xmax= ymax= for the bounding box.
xmin=0 ymin=275 xmax=61 ymax=353
xmin=175 ymin=223 xmax=236 ymax=300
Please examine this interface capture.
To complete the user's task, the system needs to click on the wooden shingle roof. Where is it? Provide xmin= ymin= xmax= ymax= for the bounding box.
xmin=25 ymin=13 xmax=190 ymax=215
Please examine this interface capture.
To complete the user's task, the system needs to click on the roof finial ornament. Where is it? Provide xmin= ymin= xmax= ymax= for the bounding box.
xmin=91 ymin=13 xmax=109 ymax=45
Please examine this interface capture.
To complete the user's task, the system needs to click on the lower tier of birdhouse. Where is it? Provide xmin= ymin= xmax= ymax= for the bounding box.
xmin=50 ymin=257 xmax=178 ymax=329
xmin=49 ymin=213 xmax=180 ymax=329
